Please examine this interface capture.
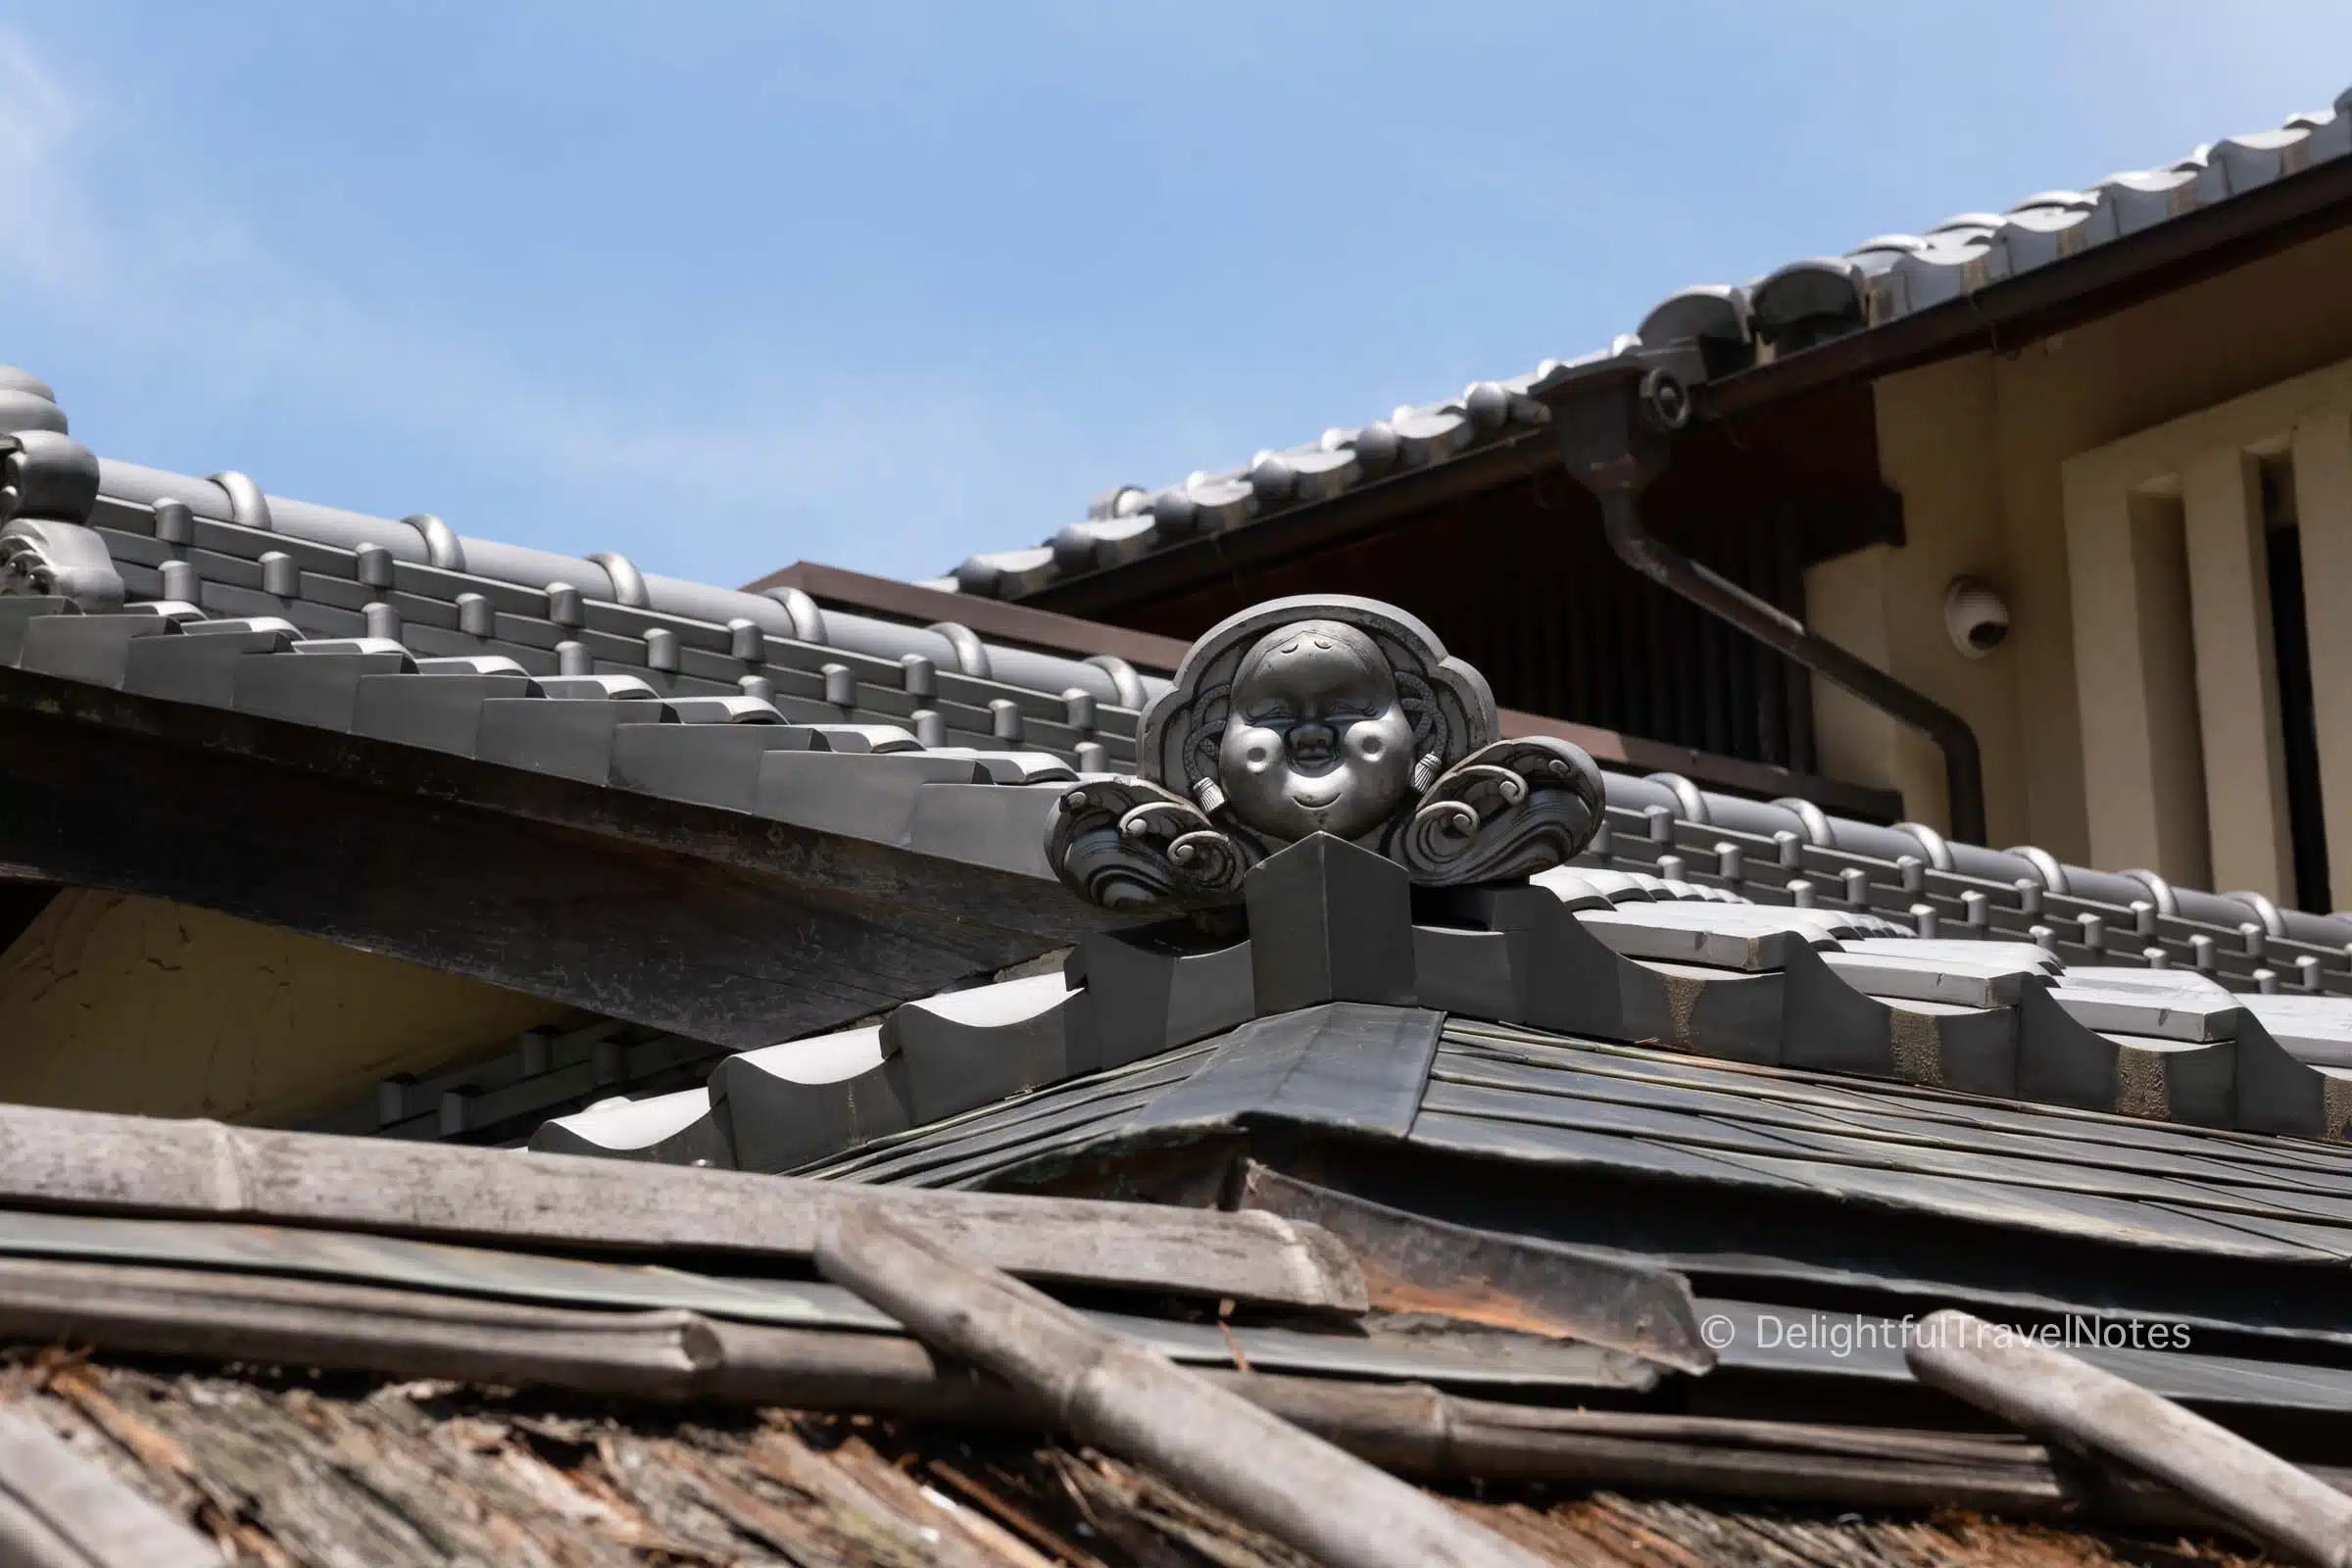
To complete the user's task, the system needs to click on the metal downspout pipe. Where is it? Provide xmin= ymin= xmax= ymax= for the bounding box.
xmin=1541 ymin=355 xmax=1988 ymax=844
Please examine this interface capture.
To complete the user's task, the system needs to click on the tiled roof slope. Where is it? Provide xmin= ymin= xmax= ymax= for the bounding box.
xmin=943 ymin=86 xmax=2352 ymax=602
xmin=12 ymin=364 xmax=2345 ymax=1010
xmin=15 ymin=361 xmax=2352 ymax=1147
xmin=542 ymin=838 xmax=2352 ymax=1177
xmin=11 ymin=589 xmax=2342 ymax=1007
xmin=0 ymin=371 xmax=1168 ymax=776
xmin=10 ymin=576 xmax=2339 ymax=1146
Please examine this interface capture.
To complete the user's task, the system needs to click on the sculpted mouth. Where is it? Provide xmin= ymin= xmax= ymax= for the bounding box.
xmin=1288 ymin=782 xmax=1346 ymax=810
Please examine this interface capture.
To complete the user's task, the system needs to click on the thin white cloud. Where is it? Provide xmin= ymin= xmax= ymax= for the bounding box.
xmin=0 ymin=24 xmax=1077 ymax=583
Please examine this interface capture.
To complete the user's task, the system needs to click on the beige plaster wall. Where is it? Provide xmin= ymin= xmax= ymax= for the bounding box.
xmin=1817 ymin=353 xmax=2030 ymax=844
xmin=1811 ymin=223 xmax=2352 ymax=857
xmin=2050 ymin=364 xmax=2352 ymax=897
xmin=0 ymin=889 xmax=572 ymax=1124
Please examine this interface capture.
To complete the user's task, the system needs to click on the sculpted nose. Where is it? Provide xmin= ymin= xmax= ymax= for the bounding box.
xmin=1289 ymin=720 xmax=1335 ymax=759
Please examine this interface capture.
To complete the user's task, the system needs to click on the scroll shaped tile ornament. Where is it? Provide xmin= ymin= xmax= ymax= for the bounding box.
xmin=0 ymin=518 xmax=122 ymax=611
xmin=0 ymin=428 xmax=116 ymax=612
xmin=1047 ymin=595 xmax=1604 ymax=912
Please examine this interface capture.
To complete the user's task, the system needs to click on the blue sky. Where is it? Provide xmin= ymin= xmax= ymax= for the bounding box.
xmin=1 ymin=5 xmax=2348 ymax=589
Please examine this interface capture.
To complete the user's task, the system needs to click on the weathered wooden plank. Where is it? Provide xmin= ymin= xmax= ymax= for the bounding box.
xmin=0 ymin=1102 xmax=1366 ymax=1310
xmin=0 ymin=1256 xmax=729 ymax=1401
xmin=0 ymin=1404 xmax=216 ymax=1567
xmin=0 ymin=1251 xmax=1586 ymax=1427
xmin=0 ymin=665 xmax=1113 ymax=1048
xmin=1908 ymin=1306 xmax=2352 ymax=1568
xmin=813 ymin=1204 xmax=1549 ymax=1568
xmin=0 ymin=1240 xmax=1629 ymax=1395
xmin=5 ymin=1276 xmax=2329 ymax=1545
xmin=1049 ymin=1447 xmax=1319 ymax=1568
xmin=36 ymin=1360 xmax=675 ymax=1565
xmin=819 ymin=1437 xmax=1064 ymax=1568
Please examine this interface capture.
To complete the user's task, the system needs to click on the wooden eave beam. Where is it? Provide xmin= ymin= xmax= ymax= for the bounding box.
xmin=0 ymin=664 xmax=1111 ymax=1050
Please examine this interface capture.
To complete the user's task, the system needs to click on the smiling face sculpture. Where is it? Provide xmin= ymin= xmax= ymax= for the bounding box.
xmin=1216 ymin=620 xmax=1418 ymax=843
xmin=1044 ymin=594 xmax=1605 ymax=913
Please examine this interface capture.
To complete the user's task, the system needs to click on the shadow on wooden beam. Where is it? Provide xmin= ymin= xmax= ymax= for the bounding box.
xmin=0 ymin=667 xmax=1115 ymax=1050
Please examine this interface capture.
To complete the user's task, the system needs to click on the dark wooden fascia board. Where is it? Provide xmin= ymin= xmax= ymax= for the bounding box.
xmin=1021 ymin=435 xmax=1557 ymax=622
xmin=1701 ymin=149 xmax=2352 ymax=419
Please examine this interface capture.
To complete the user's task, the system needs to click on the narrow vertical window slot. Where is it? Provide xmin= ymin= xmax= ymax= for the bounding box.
xmin=2263 ymin=456 xmax=2329 ymax=911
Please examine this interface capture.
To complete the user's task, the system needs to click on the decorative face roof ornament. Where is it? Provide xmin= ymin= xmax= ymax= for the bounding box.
xmin=1046 ymin=595 xmax=1604 ymax=912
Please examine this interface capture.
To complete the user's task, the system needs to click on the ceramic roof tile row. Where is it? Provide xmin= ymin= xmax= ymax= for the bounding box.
xmin=537 ymin=844 xmax=2352 ymax=1177
xmin=941 ymin=86 xmax=2352 ymax=602
xmin=17 ymin=360 xmax=2350 ymax=982
xmin=1578 ymin=773 xmax=2352 ymax=993
xmin=14 ymin=581 xmax=2345 ymax=1148
xmin=16 ymin=557 xmax=2352 ymax=1153
xmin=0 ymin=593 xmax=1101 ymax=886
xmin=0 ymin=373 xmax=1169 ymax=771
xmin=296 ymin=741 xmax=2352 ymax=1150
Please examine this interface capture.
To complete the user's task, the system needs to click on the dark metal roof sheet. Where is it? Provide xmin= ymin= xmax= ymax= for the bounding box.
xmin=766 ymin=1016 xmax=2352 ymax=1405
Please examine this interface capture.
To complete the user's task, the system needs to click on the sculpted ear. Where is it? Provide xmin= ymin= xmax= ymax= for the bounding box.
xmin=1183 ymin=682 xmax=1232 ymax=813
xmin=1394 ymin=668 xmax=1449 ymax=790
